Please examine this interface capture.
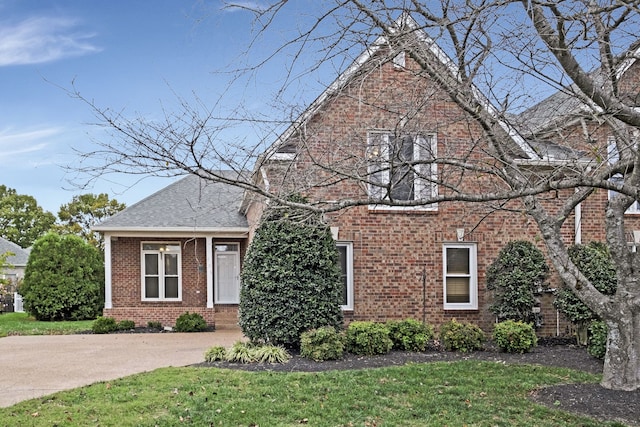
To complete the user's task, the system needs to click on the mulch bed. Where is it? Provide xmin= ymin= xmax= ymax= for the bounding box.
xmin=198 ymin=340 xmax=639 ymax=426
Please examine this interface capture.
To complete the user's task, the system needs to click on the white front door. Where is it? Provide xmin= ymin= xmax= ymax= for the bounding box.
xmin=214 ymin=243 xmax=240 ymax=304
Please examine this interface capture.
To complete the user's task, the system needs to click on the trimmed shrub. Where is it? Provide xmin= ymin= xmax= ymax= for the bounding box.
xmin=239 ymin=196 xmax=343 ymax=348
xmin=117 ymin=320 xmax=136 ymax=331
xmin=345 ymin=321 xmax=393 ymax=356
xmin=253 ymin=345 xmax=291 ymax=364
xmin=300 ymin=326 xmax=345 ymax=361
xmin=587 ymin=321 xmax=608 ymax=360
xmin=439 ymin=319 xmax=485 ymax=352
xmin=386 ymin=319 xmax=434 ymax=352
xmin=20 ymin=232 xmax=104 ymax=321
xmin=204 ymin=346 xmax=227 ymax=362
xmin=92 ymin=316 xmax=118 ymax=334
xmin=147 ymin=321 xmax=162 ymax=330
xmin=554 ymin=242 xmax=617 ymax=326
xmin=225 ymin=342 xmax=255 ymax=363
xmin=493 ymin=320 xmax=537 ymax=353
xmin=174 ymin=312 xmax=207 ymax=332
xmin=486 ymin=241 xmax=549 ymax=325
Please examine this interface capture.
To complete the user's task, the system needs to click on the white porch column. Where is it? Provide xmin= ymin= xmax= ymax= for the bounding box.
xmin=104 ymin=233 xmax=113 ymax=309
xmin=206 ymin=235 xmax=214 ymax=308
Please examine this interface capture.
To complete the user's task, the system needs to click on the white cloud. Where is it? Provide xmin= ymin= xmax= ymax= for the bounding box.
xmin=0 ymin=16 xmax=100 ymax=66
xmin=0 ymin=127 xmax=61 ymax=159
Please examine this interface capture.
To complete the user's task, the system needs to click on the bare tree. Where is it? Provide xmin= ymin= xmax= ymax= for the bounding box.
xmin=75 ymin=1 xmax=640 ymax=390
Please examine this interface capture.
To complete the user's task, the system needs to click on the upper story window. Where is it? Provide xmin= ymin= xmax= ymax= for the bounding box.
xmin=141 ymin=242 xmax=182 ymax=301
xmin=607 ymin=137 xmax=640 ymax=214
xmin=366 ymin=131 xmax=437 ymax=210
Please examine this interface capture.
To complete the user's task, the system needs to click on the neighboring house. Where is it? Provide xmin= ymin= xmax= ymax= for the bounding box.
xmin=0 ymin=237 xmax=30 ymax=312
xmin=95 ymin=18 xmax=640 ymax=334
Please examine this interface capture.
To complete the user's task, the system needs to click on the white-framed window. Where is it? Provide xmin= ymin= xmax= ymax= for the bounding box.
xmin=443 ymin=243 xmax=478 ymax=310
xmin=214 ymin=243 xmax=241 ymax=304
xmin=141 ymin=242 xmax=181 ymax=301
xmin=607 ymin=136 xmax=640 ymax=213
xmin=367 ymin=131 xmax=437 ymax=209
xmin=336 ymin=242 xmax=354 ymax=310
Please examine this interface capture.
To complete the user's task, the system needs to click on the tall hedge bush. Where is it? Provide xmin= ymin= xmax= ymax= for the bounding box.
xmin=20 ymin=232 xmax=104 ymax=320
xmin=239 ymin=197 xmax=343 ymax=348
xmin=486 ymin=240 xmax=549 ymax=324
xmin=553 ymin=242 xmax=617 ymax=325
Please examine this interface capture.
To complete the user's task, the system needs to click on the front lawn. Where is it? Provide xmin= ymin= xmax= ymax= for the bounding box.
xmin=0 ymin=312 xmax=93 ymax=337
xmin=0 ymin=361 xmax=624 ymax=426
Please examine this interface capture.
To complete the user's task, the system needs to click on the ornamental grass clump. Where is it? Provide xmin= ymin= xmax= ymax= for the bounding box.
xmin=386 ymin=318 xmax=434 ymax=352
xmin=300 ymin=326 xmax=345 ymax=361
xmin=225 ymin=342 xmax=256 ymax=364
xmin=253 ymin=345 xmax=291 ymax=364
xmin=493 ymin=320 xmax=537 ymax=353
xmin=439 ymin=319 xmax=485 ymax=352
xmin=204 ymin=345 xmax=227 ymax=362
xmin=345 ymin=321 xmax=393 ymax=356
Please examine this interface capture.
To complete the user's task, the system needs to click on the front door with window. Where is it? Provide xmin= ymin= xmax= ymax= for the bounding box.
xmin=214 ymin=243 xmax=240 ymax=304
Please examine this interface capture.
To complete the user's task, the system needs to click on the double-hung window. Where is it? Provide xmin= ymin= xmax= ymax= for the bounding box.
xmin=336 ymin=242 xmax=354 ymax=310
xmin=443 ymin=243 xmax=477 ymax=310
xmin=367 ymin=132 xmax=437 ymax=208
xmin=608 ymin=137 xmax=640 ymax=213
xmin=142 ymin=242 xmax=181 ymax=301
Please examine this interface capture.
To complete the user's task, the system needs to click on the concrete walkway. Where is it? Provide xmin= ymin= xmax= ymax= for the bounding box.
xmin=0 ymin=330 xmax=244 ymax=408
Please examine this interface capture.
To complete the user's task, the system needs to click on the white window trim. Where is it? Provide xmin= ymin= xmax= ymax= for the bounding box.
xmin=608 ymin=136 xmax=640 ymax=214
xmin=337 ymin=242 xmax=354 ymax=311
xmin=443 ymin=243 xmax=478 ymax=310
xmin=367 ymin=131 xmax=438 ymax=211
xmin=214 ymin=242 xmax=241 ymax=304
xmin=141 ymin=242 xmax=182 ymax=302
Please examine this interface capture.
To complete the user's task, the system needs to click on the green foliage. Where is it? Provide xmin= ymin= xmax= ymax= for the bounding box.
xmin=147 ymin=321 xmax=162 ymax=330
xmin=117 ymin=320 xmax=136 ymax=330
xmin=439 ymin=319 xmax=486 ymax=352
xmin=20 ymin=232 xmax=104 ymax=321
xmin=486 ymin=241 xmax=549 ymax=325
xmin=493 ymin=320 xmax=537 ymax=353
xmin=204 ymin=345 xmax=227 ymax=362
xmin=587 ymin=321 xmax=608 ymax=360
xmin=174 ymin=312 xmax=207 ymax=332
xmin=300 ymin=326 xmax=345 ymax=361
xmin=56 ymin=193 xmax=125 ymax=250
xmin=0 ymin=185 xmax=56 ymax=248
xmin=92 ymin=316 xmax=118 ymax=334
xmin=386 ymin=318 xmax=434 ymax=352
xmin=253 ymin=345 xmax=291 ymax=364
xmin=345 ymin=321 xmax=393 ymax=356
xmin=239 ymin=197 xmax=343 ymax=348
xmin=554 ymin=242 xmax=617 ymax=325
xmin=225 ymin=341 xmax=255 ymax=363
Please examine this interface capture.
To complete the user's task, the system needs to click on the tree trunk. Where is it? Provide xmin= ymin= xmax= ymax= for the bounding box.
xmin=601 ymin=310 xmax=640 ymax=391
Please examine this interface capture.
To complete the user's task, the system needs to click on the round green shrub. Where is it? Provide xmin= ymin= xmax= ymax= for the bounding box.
xmin=92 ymin=316 xmax=117 ymax=334
xmin=386 ymin=318 xmax=434 ymax=352
xmin=239 ymin=196 xmax=343 ymax=348
xmin=174 ymin=312 xmax=207 ymax=332
xmin=117 ymin=320 xmax=136 ymax=331
xmin=486 ymin=241 xmax=549 ymax=325
xmin=554 ymin=242 xmax=617 ymax=326
xmin=20 ymin=232 xmax=104 ymax=321
xmin=492 ymin=320 xmax=537 ymax=353
xmin=587 ymin=321 xmax=608 ymax=360
xmin=345 ymin=321 xmax=393 ymax=356
xmin=300 ymin=326 xmax=345 ymax=361
xmin=439 ymin=319 xmax=485 ymax=352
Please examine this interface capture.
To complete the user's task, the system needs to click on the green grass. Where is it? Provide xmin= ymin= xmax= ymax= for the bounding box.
xmin=0 ymin=312 xmax=93 ymax=337
xmin=0 ymin=361 xmax=626 ymax=426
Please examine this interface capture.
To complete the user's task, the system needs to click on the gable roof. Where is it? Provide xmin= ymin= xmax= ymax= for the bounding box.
xmin=0 ymin=237 xmax=29 ymax=267
xmin=264 ymin=13 xmax=540 ymax=162
xmin=93 ymin=171 xmax=248 ymax=233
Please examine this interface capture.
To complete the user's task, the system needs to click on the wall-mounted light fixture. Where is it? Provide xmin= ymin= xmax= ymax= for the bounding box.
xmin=456 ymin=228 xmax=465 ymax=242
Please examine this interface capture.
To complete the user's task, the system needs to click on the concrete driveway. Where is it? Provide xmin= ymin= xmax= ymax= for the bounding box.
xmin=0 ymin=330 xmax=244 ymax=408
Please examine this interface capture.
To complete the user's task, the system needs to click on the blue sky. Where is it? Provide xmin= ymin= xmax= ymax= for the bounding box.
xmin=0 ymin=0 xmax=313 ymax=214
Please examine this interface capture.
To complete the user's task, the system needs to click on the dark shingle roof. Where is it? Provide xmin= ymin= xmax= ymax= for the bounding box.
xmin=0 ymin=237 xmax=29 ymax=266
xmin=94 ymin=172 xmax=248 ymax=232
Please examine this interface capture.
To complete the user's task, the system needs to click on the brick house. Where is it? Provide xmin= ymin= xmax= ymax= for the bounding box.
xmin=95 ymin=19 xmax=640 ymax=335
